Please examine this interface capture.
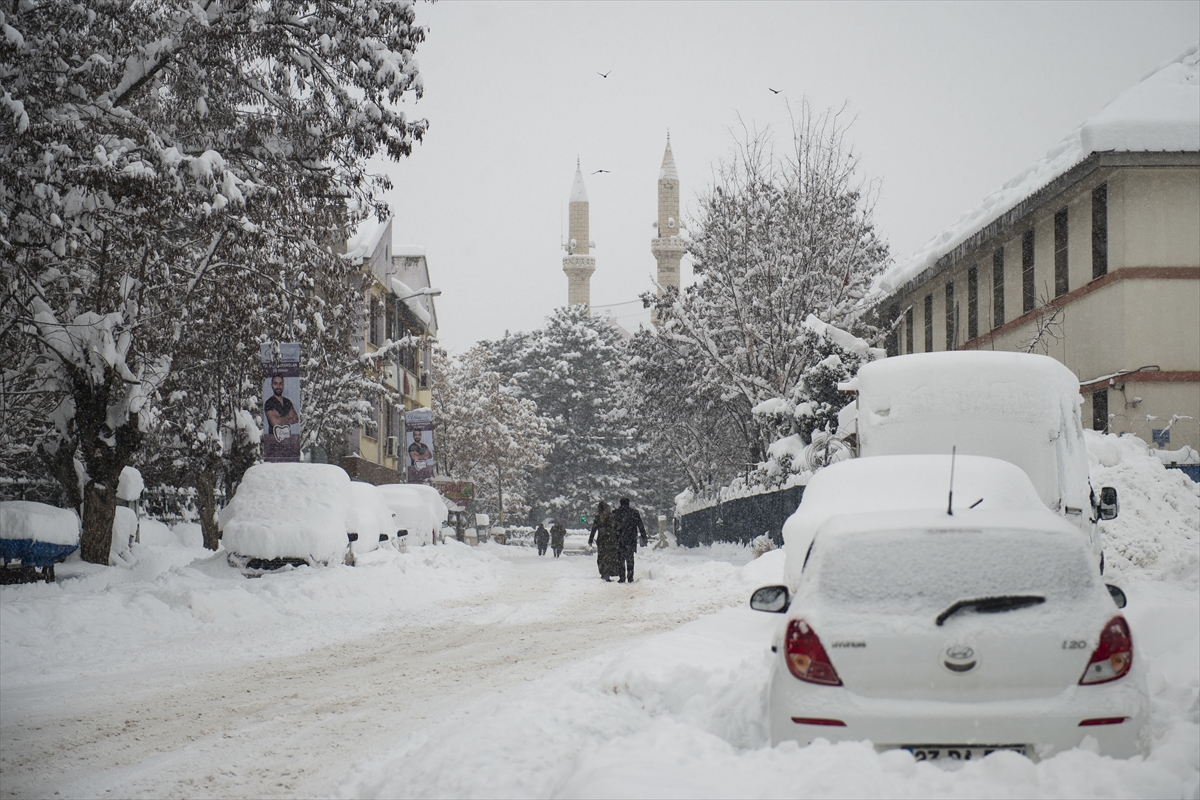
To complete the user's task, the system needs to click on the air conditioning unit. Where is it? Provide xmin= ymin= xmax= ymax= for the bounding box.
xmin=385 ymin=436 xmax=399 ymax=457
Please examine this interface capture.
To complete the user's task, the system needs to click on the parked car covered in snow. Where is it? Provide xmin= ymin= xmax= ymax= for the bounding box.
xmin=375 ymin=484 xmax=438 ymax=547
xmin=220 ymin=463 xmax=355 ymax=568
xmin=753 ymin=486 xmax=1147 ymax=758
xmin=852 ymin=351 xmax=1118 ymax=568
xmin=348 ymin=482 xmax=400 ymax=555
xmin=406 ymin=483 xmax=450 ymax=540
xmin=0 ymin=501 xmax=80 ymax=582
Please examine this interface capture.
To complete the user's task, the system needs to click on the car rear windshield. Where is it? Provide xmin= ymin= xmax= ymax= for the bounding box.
xmin=815 ymin=529 xmax=1096 ymax=612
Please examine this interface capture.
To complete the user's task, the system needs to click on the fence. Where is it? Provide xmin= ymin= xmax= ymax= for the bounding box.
xmin=677 ymin=485 xmax=805 ymax=548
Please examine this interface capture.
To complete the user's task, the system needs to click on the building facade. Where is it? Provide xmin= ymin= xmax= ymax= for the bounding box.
xmin=879 ymin=52 xmax=1199 ymax=452
xmin=343 ymin=217 xmax=439 ymax=484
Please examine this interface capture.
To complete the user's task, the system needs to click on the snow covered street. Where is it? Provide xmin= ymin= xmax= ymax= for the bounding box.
xmin=2 ymin=433 xmax=1197 ymax=800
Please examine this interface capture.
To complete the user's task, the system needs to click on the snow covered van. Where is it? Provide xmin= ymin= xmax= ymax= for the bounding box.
xmin=852 ymin=351 xmax=1118 ymax=569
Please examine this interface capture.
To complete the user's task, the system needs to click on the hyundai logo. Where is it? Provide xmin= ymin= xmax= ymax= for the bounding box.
xmin=943 ymin=644 xmax=978 ymax=674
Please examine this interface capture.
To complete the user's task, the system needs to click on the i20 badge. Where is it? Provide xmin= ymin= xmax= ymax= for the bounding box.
xmin=942 ymin=644 xmax=978 ymax=674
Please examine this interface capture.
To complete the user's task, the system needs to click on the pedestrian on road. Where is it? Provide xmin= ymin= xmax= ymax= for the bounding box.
xmin=534 ymin=523 xmax=550 ymax=556
xmin=588 ymin=501 xmax=619 ymax=581
xmin=550 ymin=522 xmax=566 ymax=558
xmin=612 ymin=497 xmax=646 ymax=583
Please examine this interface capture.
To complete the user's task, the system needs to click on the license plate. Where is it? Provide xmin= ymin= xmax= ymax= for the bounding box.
xmin=901 ymin=744 xmax=1028 ymax=761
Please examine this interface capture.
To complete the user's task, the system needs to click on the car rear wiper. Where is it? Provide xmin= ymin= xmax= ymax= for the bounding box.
xmin=936 ymin=595 xmax=1046 ymax=626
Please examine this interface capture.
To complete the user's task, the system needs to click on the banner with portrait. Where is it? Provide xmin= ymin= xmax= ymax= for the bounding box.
xmin=261 ymin=342 xmax=302 ymax=462
xmin=404 ymin=408 xmax=435 ymax=483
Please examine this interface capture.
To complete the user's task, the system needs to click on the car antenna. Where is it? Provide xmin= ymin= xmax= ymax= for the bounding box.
xmin=947 ymin=446 xmax=957 ymax=516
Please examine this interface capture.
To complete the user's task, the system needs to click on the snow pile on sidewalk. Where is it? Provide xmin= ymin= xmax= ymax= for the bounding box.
xmin=1088 ymin=430 xmax=1200 ymax=586
xmin=0 ymin=541 xmax=506 ymax=688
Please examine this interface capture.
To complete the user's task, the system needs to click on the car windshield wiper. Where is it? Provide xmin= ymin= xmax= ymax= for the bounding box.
xmin=936 ymin=595 xmax=1046 ymax=626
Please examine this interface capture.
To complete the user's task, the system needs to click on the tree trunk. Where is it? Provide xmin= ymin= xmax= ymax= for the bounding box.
xmin=195 ymin=465 xmax=221 ymax=551
xmin=80 ymin=481 xmax=117 ymax=564
xmin=496 ymin=463 xmax=504 ymax=526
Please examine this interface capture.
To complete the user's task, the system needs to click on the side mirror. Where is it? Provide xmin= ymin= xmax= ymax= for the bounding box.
xmin=750 ymin=585 xmax=791 ymax=613
xmin=347 ymin=532 xmax=359 ymax=543
xmin=379 ymin=533 xmax=389 ymax=543
xmin=1098 ymin=487 xmax=1119 ymax=520
xmin=1106 ymin=584 xmax=1127 ymax=609
xmin=397 ymin=529 xmax=409 ymax=537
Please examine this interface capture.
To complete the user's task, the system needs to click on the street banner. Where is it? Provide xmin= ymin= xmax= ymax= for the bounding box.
xmin=261 ymin=342 xmax=302 ymax=462
xmin=404 ymin=408 xmax=435 ymax=483
xmin=431 ymin=478 xmax=474 ymax=507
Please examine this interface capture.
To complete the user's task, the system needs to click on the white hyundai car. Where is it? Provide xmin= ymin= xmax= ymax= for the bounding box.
xmin=752 ymin=503 xmax=1147 ymax=761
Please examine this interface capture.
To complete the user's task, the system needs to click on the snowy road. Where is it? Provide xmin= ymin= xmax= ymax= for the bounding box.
xmin=1 ymin=544 xmax=760 ymax=799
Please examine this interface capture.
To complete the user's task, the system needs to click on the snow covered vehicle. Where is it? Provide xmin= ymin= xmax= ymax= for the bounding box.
xmin=220 ymin=463 xmax=356 ymax=570
xmin=852 ymin=351 xmax=1118 ymax=570
xmin=348 ymin=482 xmax=401 ymax=559
xmin=753 ymin=455 xmax=1147 ymax=759
xmin=0 ymin=501 xmax=80 ymax=583
xmin=375 ymin=484 xmax=439 ymax=547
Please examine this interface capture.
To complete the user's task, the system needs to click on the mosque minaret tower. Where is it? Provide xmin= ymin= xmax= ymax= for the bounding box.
xmin=651 ymin=135 xmax=685 ymax=299
xmin=562 ymin=160 xmax=596 ymax=309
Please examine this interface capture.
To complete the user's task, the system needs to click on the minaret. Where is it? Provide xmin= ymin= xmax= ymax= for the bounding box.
xmin=651 ymin=135 xmax=685 ymax=300
xmin=562 ymin=160 xmax=596 ymax=309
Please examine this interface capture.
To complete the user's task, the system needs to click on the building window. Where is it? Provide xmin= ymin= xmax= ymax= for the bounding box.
xmin=363 ymin=397 xmax=379 ymax=439
xmin=1092 ymin=389 xmax=1108 ymax=433
xmin=885 ymin=303 xmax=899 ymax=357
xmin=369 ymin=296 xmax=382 ymax=347
xmin=1092 ymin=183 xmax=1108 ymax=279
xmin=1054 ymin=208 xmax=1069 ymax=297
xmin=385 ymin=402 xmax=397 ymax=441
xmin=967 ymin=266 xmax=979 ymax=341
xmin=905 ymin=306 xmax=914 ymax=354
xmin=923 ymin=294 xmax=933 ymax=352
xmin=992 ymin=248 xmax=1005 ymax=328
xmin=1022 ymin=229 xmax=1036 ymax=315
xmin=945 ymin=280 xmax=955 ymax=350
xmin=385 ymin=300 xmax=396 ymax=343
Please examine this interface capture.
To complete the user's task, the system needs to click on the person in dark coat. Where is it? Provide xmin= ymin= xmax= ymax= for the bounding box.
xmin=588 ymin=501 xmax=619 ymax=581
xmin=612 ymin=497 xmax=647 ymax=583
xmin=534 ymin=523 xmax=550 ymax=556
xmin=550 ymin=522 xmax=566 ymax=558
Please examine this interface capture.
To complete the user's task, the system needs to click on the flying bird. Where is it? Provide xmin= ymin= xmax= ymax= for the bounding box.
xmin=768 ymin=87 xmax=781 ymax=94
xmin=592 ymin=169 xmax=610 ymax=174
xmin=597 ymin=70 xmax=611 ymax=78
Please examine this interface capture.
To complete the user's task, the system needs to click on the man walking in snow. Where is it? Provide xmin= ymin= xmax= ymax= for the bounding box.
xmin=534 ymin=523 xmax=550 ymax=556
xmin=612 ymin=498 xmax=646 ymax=583
xmin=550 ymin=521 xmax=566 ymax=558
xmin=588 ymin=501 xmax=619 ymax=581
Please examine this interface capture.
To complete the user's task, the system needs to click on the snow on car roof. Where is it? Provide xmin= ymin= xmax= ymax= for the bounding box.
xmin=814 ymin=506 xmax=1077 ymax=541
xmin=857 ymin=351 xmax=1080 ymax=431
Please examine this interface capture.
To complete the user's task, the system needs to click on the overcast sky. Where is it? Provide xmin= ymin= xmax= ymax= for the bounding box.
xmin=375 ymin=1 xmax=1199 ymax=352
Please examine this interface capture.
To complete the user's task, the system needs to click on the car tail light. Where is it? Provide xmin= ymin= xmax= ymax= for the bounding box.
xmin=1079 ymin=616 xmax=1133 ymax=685
xmin=784 ymin=619 xmax=842 ymax=686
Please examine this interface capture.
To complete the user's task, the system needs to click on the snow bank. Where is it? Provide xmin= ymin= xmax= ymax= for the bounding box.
xmin=0 ymin=541 xmax=506 ymax=688
xmin=878 ymin=45 xmax=1199 ymax=295
xmin=781 ymin=454 xmax=1049 ymax=588
xmin=220 ymin=463 xmax=354 ymax=563
xmin=1088 ymin=431 xmax=1200 ymax=586
xmin=0 ymin=501 xmax=79 ymax=546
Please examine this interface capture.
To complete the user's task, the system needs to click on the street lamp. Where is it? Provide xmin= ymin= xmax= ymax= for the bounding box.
xmin=396 ymin=287 xmax=442 ymax=301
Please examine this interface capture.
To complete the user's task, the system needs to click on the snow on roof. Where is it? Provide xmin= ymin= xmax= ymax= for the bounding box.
xmin=877 ymin=43 xmax=1200 ymax=297
xmin=390 ymin=277 xmax=433 ymax=327
xmin=345 ymin=215 xmax=391 ymax=264
xmin=659 ymin=139 xmax=679 ymax=182
xmin=393 ymin=245 xmax=426 ymax=258
xmin=570 ymin=162 xmax=588 ymax=203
